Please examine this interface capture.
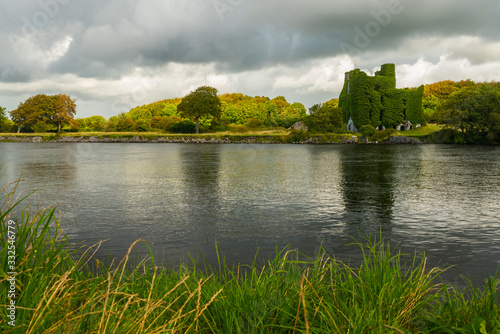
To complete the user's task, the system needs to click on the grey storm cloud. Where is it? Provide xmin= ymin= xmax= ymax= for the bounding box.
xmin=1 ymin=0 xmax=499 ymax=82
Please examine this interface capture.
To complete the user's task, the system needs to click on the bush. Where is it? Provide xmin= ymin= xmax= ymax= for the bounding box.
xmin=265 ymin=118 xmax=279 ymax=127
xmin=286 ymin=129 xmax=310 ymax=143
xmin=359 ymin=124 xmax=376 ymax=138
xmin=0 ymin=120 xmax=15 ymax=133
xmin=134 ymin=119 xmax=150 ymax=132
xmin=169 ymin=119 xmax=196 ymax=133
xmin=371 ymin=129 xmax=398 ymax=142
xmin=276 ymin=116 xmax=300 ymax=129
xmin=117 ymin=118 xmax=136 ymax=132
xmin=245 ymin=118 xmax=264 ymax=128
xmin=105 ymin=116 xmax=119 ymax=132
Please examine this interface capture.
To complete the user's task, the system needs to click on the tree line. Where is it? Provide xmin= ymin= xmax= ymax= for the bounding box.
xmin=423 ymin=80 xmax=500 ymax=143
xmin=0 ymin=86 xmax=339 ymax=134
xmin=1 ymin=81 xmax=499 ymax=144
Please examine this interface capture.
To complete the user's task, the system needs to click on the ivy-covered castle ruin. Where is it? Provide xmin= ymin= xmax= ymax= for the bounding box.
xmin=339 ymin=63 xmax=424 ymax=132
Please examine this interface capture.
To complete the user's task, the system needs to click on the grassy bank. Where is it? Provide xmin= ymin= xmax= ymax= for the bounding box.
xmin=1 ymin=182 xmax=499 ymax=333
xmin=0 ymin=130 xmax=357 ymax=144
xmin=0 ymin=124 xmax=450 ymax=144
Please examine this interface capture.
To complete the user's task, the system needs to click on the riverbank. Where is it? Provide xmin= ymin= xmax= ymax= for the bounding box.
xmin=0 ymin=132 xmax=424 ymax=144
xmin=1 ymin=182 xmax=498 ymax=333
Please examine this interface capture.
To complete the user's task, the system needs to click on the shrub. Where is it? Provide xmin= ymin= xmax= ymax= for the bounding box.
xmin=265 ymin=117 xmax=279 ymax=127
xmin=371 ymin=128 xmax=398 ymax=142
xmin=134 ymin=119 xmax=150 ymax=132
xmin=276 ymin=116 xmax=300 ymax=129
xmin=169 ymin=119 xmax=196 ymax=133
xmin=117 ymin=118 xmax=136 ymax=132
xmin=245 ymin=118 xmax=264 ymax=128
xmin=359 ymin=124 xmax=376 ymax=138
xmin=286 ymin=129 xmax=310 ymax=143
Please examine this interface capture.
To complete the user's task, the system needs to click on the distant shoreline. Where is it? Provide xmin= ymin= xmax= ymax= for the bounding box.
xmin=0 ymin=133 xmax=425 ymax=144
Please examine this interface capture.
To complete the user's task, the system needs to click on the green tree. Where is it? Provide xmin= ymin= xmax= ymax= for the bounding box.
xmin=88 ymin=115 xmax=106 ymax=132
xmin=423 ymin=94 xmax=439 ymax=121
xmin=177 ymin=86 xmax=222 ymax=134
xmin=0 ymin=106 xmax=13 ymax=132
xmin=0 ymin=106 xmax=7 ymax=131
xmin=105 ymin=116 xmax=119 ymax=132
xmin=306 ymin=99 xmax=343 ymax=133
xmin=0 ymin=106 xmax=6 ymax=123
xmin=436 ymin=84 xmax=500 ymax=142
xmin=117 ymin=118 xmax=136 ymax=132
xmin=285 ymin=102 xmax=307 ymax=118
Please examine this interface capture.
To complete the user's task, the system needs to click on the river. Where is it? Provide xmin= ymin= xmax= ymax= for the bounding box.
xmin=1 ymin=142 xmax=499 ymax=285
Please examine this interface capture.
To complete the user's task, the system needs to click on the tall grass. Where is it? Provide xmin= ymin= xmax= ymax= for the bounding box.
xmin=1 ymin=180 xmax=499 ymax=333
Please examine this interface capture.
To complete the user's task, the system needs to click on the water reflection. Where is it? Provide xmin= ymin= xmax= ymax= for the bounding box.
xmin=177 ymin=145 xmax=222 ymax=257
xmin=0 ymin=143 xmax=499 ymax=283
xmin=339 ymin=145 xmax=395 ymax=235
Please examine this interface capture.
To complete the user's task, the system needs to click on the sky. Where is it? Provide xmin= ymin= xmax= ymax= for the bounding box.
xmin=1 ymin=0 xmax=500 ymax=119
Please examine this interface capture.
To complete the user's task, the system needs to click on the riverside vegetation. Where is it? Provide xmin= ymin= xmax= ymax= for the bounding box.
xmin=1 ymin=181 xmax=499 ymax=333
xmin=1 ymin=78 xmax=500 ymax=144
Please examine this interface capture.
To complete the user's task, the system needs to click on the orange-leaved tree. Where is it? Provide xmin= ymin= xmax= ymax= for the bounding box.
xmin=53 ymin=94 xmax=77 ymax=132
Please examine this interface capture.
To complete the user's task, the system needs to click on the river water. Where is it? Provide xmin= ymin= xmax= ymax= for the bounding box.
xmin=1 ymin=143 xmax=499 ymax=285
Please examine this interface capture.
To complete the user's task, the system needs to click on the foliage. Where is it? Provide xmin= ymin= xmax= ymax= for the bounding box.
xmin=285 ymin=129 xmax=309 ymax=143
xmin=434 ymin=84 xmax=500 ymax=143
xmin=105 ymin=116 xmax=119 ymax=132
xmin=68 ymin=119 xmax=80 ymax=132
xmin=423 ymin=79 xmax=476 ymax=99
xmin=10 ymin=94 xmax=54 ymax=133
xmin=151 ymin=116 xmax=184 ymax=132
xmin=359 ymin=124 xmax=376 ymax=138
xmin=128 ymin=100 xmax=179 ymax=125
xmin=169 ymin=119 xmax=196 ymax=133
xmin=117 ymin=118 xmax=136 ymax=132
xmin=134 ymin=119 xmax=150 ymax=132
xmin=271 ymin=96 xmax=289 ymax=116
xmin=245 ymin=118 xmax=264 ymax=128
xmin=121 ymin=92 xmax=310 ymax=133
xmin=0 ymin=107 xmax=14 ymax=132
xmin=53 ymin=94 xmax=77 ymax=132
xmin=9 ymin=94 xmax=77 ymax=133
xmin=178 ymin=86 xmax=222 ymax=134
xmin=0 ymin=106 xmax=7 ymax=124
xmin=75 ymin=115 xmax=107 ymax=132
xmin=306 ymin=99 xmax=343 ymax=133
xmin=423 ymin=94 xmax=440 ymax=121
xmin=371 ymin=128 xmax=399 ymax=142
xmin=33 ymin=121 xmax=55 ymax=133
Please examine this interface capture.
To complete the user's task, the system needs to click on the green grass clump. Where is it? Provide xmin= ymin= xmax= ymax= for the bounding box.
xmin=402 ymin=124 xmax=444 ymax=138
xmin=1 ymin=180 xmax=499 ymax=333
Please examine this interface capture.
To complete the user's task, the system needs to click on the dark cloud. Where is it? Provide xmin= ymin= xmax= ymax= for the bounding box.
xmin=2 ymin=0 xmax=499 ymax=79
xmin=1 ymin=0 xmax=499 ymax=116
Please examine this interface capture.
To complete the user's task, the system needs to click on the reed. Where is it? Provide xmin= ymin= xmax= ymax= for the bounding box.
xmin=1 ymin=180 xmax=499 ymax=333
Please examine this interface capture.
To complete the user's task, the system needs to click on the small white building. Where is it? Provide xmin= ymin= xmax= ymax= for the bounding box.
xmin=346 ymin=117 xmax=358 ymax=132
